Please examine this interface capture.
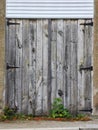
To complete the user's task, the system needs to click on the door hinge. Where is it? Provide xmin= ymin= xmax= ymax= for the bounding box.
xmin=79 ymin=108 xmax=93 ymax=113
xmin=7 ymin=20 xmax=20 ymax=26
xmin=6 ymin=63 xmax=20 ymax=70
xmin=80 ymin=22 xmax=93 ymax=26
xmin=79 ymin=65 xmax=93 ymax=71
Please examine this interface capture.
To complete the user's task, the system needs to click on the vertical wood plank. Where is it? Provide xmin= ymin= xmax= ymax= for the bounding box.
xmin=65 ymin=20 xmax=71 ymax=110
xmin=7 ymin=19 xmax=16 ymax=109
xmin=47 ymin=19 xmax=52 ymax=112
xmin=91 ymin=20 xmax=93 ymax=112
xmin=70 ymin=20 xmax=78 ymax=114
xmin=63 ymin=20 xmax=67 ymax=107
xmin=6 ymin=18 xmax=93 ymax=115
xmin=22 ymin=20 xmax=29 ymax=114
xmin=28 ymin=20 xmax=37 ymax=115
xmin=42 ymin=19 xmax=48 ymax=115
xmin=5 ymin=20 xmax=9 ymax=105
xmin=15 ymin=20 xmax=23 ymax=113
xmin=78 ymin=20 xmax=85 ymax=111
xmin=57 ymin=20 xmax=64 ymax=98
xmin=51 ymin=20 xmax=57 ymax=104
xmin=84 ymin=20 xmax=93 ymax=111
xmin=35 ymin=19 xmax=43 ymax=115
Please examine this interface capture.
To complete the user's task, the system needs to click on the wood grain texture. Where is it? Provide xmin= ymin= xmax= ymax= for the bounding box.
xmin=63 ymin=20 xmax=67 ymax=107
xmin=22 ymin=20 xmax=29 ymax=114
xmin=5 ymin=20 xmax=9 ymax=105
xmin=65 ymin=20 xmax=71 ymax=110
xmin=7 ymin=19 xmax=16 ymax=109
xmin=78 ymin=20 xmax=85 ymax=110
xmin=70 ymin=20 xmax=78 ymax=114
xmin=6 ymin=19 xmax=93 ymax=115
xmin=83 ymin=20 xmax=93 ymax=111
xmin=35 ymin=20 xmax=43 ymax=115
xmin=15 ymin=20 xmax=23 ymax=113
xmin=51 ymin=20 xmax=57 ymax=104
xmin=28 ymin=20 xmax=37 ymax=115
xmin=57 ymin=20 xmax=64 ymax=98
xmin=42 ymin=20 xmax=48 ymax=115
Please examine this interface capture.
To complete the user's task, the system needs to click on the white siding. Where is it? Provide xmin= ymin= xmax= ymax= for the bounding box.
xmin=6 ymin=0 xmax=94 ymax=18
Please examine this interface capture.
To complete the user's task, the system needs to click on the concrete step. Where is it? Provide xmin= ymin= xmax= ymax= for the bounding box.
xmin=1 ymin=128 xmax=98 ymax=130
xmin=80 ymin=126 xmax=98 ymax=130
xmin=0 ymin=128 xmax=79 ymax=130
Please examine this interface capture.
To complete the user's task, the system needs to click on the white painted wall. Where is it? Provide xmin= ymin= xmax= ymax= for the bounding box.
xmin=6 ymin=0 xmax=94 ymax=19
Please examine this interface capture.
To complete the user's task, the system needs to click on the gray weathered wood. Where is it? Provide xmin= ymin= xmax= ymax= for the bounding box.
xmin=63 ymin=20 xmax=67 ymax=107
xmin=70 ymin=20 xmax=78 ymax=114
xmin=7 ymin=19 xmax=16 ymax=108
xmin=6 ymin=19 xmax=93 ymax=115
xmin=51 ymin=20 xmax=57 ymax=104
xmin=77 ymin=20 xmax=85 ymax=111
xmin=47 ymin=19 xmax=52 ymax=112
xmin=57 ymin=20 xmax=64 ymax=99
xmin=28 ymin=20 xmax=37 ymax=115
xmin=22 ymin=20 xmax=29 ymax=114
xmin=5 ymin=19 xmax=9 ymax=105
xmin=83 ymin=20 xmax=93 ymax=111
xmin=42 ymin=20 xmax=48 ymax=115
xmin=65 ymin=20 xmax=71 ymax=110
xmin=15 ymin=20 xmax=23 ymax=113
xmin=35 ymin=20 xmax=43 ymax=115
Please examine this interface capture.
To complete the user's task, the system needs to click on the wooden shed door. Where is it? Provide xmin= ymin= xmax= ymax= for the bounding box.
xmin=6 ymin=19 xmax=93 ymax=115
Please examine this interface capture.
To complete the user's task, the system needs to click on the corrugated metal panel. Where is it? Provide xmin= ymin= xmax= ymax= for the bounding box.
xmin=6 ymin=0 xmax=94 ymax=18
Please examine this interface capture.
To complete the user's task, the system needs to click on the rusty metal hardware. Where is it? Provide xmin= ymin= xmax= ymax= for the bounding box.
xmin=6 ymin=63 xmax=20 ymax=70
xmin=7 ymin=20 xmax=20 ymax=26
xmin=79 ymin=66 xmax=93 ymax=71
xmin=80 ymin=22 xmax=93 ymax=26
xmin=79 ymin=108 xmax=93 ymax=113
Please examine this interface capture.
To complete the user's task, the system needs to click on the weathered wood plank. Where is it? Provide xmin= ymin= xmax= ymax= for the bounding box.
xmin=57 ymin=20 xmax=64 ymax=98
xmin=77 ymin=20 xmax=85 ymax=111
xmin=35 ymin=20 xmax=43 ymax=115
xmin=5 ymin=20 xmax=9 ymax=105
xmin=42 ymin=20 xmax=48 ymax=115
xmin=28 ymin=20 xmax=37 ymax=115
xmin=65 ymin=20 xmax=71 ymax=110
xmin=91 ymin=19 xmax=93 ymax=112
xmin=15 ymin=20 xmax=23 ymax=113
xmin=6 ymin=19 xmax=93 ymax=115
xmin=7 ymin=19 xmax=16 ymax=109
xmin=63 ymin=20 xmax=67 ymax=107
xmin=22 ymin=20 xmax=29 ymax=114
xmin=47 ymin=19 xmax=52 ymax=112
xmin=70 ymin=20 xmax=78 ymax=114
xmin=51 ymin=20 xmax=57 ymax=104
xmin=84 ymin=20 xmax=93 ymax=111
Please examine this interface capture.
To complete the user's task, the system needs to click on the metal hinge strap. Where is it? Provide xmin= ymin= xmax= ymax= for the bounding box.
xmin=6 ymin=63 xmax=20 ymax=70
xmin=7 ymin=20 xmax=20 ymax=26
xmin=79 ymin=108 xmax=93 ymax=113
xmin=79 ymin=66 xmax=93 ymax=71
xmin=80 ymin=22 xmax=93 ymax=26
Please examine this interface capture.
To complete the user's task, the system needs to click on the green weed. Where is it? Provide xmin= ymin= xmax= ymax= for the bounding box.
xmin=50 ymin=98 xmax=72 ymax=118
